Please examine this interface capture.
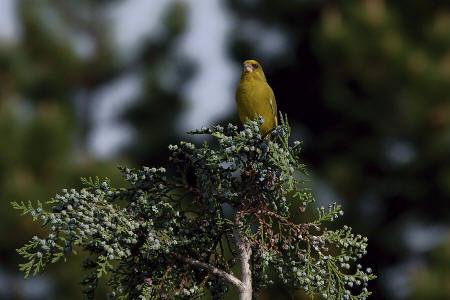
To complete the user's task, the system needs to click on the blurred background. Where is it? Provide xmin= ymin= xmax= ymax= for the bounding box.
xmin=0 ymin=0 xmax=449 ymax=299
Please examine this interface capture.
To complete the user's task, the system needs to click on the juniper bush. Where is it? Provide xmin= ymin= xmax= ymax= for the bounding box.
xmin=13 ymin=114 xmax=376 ymax=299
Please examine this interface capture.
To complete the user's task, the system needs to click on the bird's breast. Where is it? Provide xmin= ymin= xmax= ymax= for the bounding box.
xmin=236 ymin=81 xmax=268 ymax=107
xmin=236 ymin=81 xmax=273 ymax=126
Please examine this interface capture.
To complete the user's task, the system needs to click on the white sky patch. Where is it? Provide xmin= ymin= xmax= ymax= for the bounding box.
xmin=0 ymin=0 xmax=19 ymax=42
xmin=71 ymin=32 xmax=97 ymax=59
xmin=178 ymin=0 xmax=237 ymax=130
xmin=255 ymin=26 xmax=289 ymax=60
xmin=238 ymin=20 xmax=290 ymax=61
xmin=88 ymin=73 xmax=141 ymax=158
xmin=107 ymin=0 xmax=170 ymax=59
xmin=384 ymin=138 xmax=416 ymax=166
xmin=402 ymin=221 xmax=448 ymax=253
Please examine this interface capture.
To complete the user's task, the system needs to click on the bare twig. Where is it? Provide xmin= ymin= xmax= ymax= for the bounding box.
xmin=174 ymin=254 xmax=244 ymax=291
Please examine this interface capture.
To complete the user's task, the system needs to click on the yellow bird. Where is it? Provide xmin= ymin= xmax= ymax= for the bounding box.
xmin=235 ymin=59 xmax=277 ymax=134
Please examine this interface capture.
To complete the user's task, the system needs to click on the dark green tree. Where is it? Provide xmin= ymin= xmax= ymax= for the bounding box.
xmin=1 ymin=0 xmax=122 ymax=298
xmin=225 ymin=0 xmax=449 ymax=298
xmin=2 ymin=0 xmax=198 ymax=298
xmin=2 ymin=0 xmax=197 ymax=296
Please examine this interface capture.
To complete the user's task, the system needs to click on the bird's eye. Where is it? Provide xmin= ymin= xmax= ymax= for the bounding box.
xmin=253 ymin=64 xmax=259 ymax=69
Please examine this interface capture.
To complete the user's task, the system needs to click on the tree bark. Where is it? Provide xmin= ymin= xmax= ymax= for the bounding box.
xmin=233 ymin=213 xmax=252 ymax=300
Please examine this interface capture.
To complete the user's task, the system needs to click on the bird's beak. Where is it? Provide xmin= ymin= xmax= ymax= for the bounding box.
xmin=243 ymin=62 xmax=253 ymax=73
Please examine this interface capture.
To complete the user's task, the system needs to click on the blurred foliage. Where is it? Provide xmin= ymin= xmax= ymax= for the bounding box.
xmin=1 ymin=0 xmax=194 ymax=299
xmin=225 ymin=0 xmax=449 ymax=299
xmin=0 ymin=0 xmax=121 ymax=298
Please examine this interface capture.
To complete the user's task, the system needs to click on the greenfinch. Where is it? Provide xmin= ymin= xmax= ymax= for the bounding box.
xmin=235 ymin=59 xmax=277 ymax=134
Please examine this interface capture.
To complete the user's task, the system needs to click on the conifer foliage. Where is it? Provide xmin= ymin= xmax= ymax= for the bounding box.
xmin=13 ymin=115 xmax=375 ymax=299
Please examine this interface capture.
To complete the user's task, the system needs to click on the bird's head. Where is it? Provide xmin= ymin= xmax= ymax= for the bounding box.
xmin=241 ymin=59 xmax=266 ymax=82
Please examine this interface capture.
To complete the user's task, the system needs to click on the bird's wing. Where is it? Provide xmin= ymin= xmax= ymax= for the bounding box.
xmin=269 ymin=86 xmax=278 ymax=126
